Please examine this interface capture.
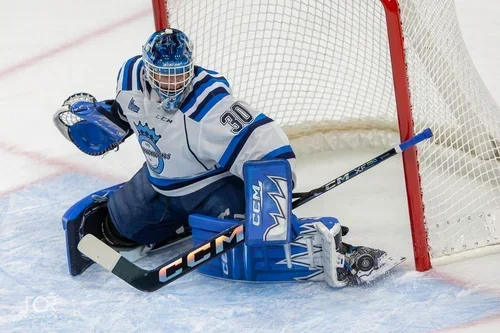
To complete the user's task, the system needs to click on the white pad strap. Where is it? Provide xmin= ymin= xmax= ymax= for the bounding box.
xmin=313 ymin=222 xmax=347 ymax=288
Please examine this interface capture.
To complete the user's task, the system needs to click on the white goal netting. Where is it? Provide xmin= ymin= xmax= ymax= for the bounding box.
xmin=163 ymin=0 xmax=500 ymax=263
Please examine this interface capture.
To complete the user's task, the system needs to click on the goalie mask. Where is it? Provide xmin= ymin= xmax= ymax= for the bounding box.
xmin=142 ymin=28 xmax=194 ymax=112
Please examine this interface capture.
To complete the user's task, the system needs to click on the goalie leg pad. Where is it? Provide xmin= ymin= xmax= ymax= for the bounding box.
xmin=291 ymin=216 xmax=348 ymax=287
xmin=311 ymin=220 xmax=348 ymax=288
xmin=62 ymin=182 xmax=186 ymax=276
xmin=189 ymin=214 xmax=322 ymax=282
xmin=189 ymin=214 xmax=246 ymax=280
xmin=243 ymin=159 xmax=293 ymax=246
xmin=62 ymin=184 xmax=122 ymax=276
xmin=189 ymin=213 xmax=350 ymax=286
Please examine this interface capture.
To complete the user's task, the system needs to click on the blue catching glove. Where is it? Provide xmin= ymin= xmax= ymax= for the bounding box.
xmin=68 ymin=118 xmax=121 ymax=156
xmin=53 ymin=93 xmax=131 ymax=156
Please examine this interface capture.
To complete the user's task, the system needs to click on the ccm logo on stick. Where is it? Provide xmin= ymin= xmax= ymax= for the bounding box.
xmin=158 ymin=225 xmax=244 ymax=282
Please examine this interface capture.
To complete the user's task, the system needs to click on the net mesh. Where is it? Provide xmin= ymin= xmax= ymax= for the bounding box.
xmin=163 ymin=0 xmax=500 ymax=260
xmin=399 ymin=0 xmax=500 ymax=257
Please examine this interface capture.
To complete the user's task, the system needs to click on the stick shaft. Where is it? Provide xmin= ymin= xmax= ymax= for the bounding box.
xmin=292 ymin=128 xmax=433 ymax=209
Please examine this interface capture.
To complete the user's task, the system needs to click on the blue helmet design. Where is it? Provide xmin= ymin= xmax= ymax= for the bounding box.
xmin=142 ymin=28 xmax=194 ymax=112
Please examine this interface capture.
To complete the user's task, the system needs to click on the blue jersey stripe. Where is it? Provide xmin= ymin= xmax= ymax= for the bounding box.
xmin=116 ymin=67 xmax=122 ymax=83
xmin=272 ymin=151 xmax=296 ymax=160
xmin=181 ymin=75 xmax=230 ymax=112
xmin=136 ymin=60 xmax=144 ymax=92
xmin=194 ymin=66 xmax=203 ymax=76
xmin=260 ymin=145 xmax=296 ymax=161
xmin=121 ymin=55 xmax=141 ymax=91
xmin=121 ymin=59 xmax=131 ymax=90
xmin=204 ymin=68 xmax=220 ymax=75
xmin=148 ymin=167 xmax=227 ymax=191
xmin=218 ymin=114 xmax=274 ymax=169
xmin=190 ymin=87 xmax=230 ymax=121
xmin=181 ymin=75 xmax=213 ymax=110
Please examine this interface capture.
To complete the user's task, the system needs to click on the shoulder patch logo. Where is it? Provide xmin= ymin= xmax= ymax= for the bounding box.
xmin=128 ymin=98 xmax=140 ymax=113
xmin=135 ymin=121 xmax=170 ymax=174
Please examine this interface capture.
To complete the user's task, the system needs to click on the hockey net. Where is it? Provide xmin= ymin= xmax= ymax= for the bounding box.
xmin=152 ymin=0 xmax=500 ymax=270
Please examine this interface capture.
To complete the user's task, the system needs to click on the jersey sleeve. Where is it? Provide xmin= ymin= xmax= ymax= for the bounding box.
xmin=114 ymin=55 xmax=146 ymax=123
xmin=197 ymin=96 xmax=296 ymax=183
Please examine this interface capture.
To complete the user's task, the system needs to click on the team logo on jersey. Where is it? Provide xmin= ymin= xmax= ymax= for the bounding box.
xmin=128 ymin=98 xmax=140 ymax=112
xmin=135 ymin=121 xmax=170 ymax=174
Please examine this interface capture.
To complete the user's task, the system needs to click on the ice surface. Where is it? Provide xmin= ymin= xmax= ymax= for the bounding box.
xmin=1 ymin=0 xmax=500 ymax=332
xmin=1 ymin=170 xmax=500 ymax=333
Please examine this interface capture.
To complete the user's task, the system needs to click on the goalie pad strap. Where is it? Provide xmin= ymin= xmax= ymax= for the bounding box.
xmin=313 ymin=221 xmax=347 ymax=288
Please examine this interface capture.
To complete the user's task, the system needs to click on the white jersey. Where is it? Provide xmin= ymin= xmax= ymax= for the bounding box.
xmin=114 ymin=56 xmax=296 ymax=197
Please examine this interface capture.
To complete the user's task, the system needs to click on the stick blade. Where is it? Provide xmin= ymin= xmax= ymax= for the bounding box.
xmin=77 ymin=234 xmax=121 ymax=272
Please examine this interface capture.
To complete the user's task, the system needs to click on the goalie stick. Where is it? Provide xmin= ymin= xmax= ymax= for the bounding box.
xmin=291 ymin=128 xmax=433 ymax=208
xmin=78 ymin=128 xmax=433 ymax=292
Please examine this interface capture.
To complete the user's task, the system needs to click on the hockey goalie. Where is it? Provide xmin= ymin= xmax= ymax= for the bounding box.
xmin=53 ymin=28 xmax=404 ymax=289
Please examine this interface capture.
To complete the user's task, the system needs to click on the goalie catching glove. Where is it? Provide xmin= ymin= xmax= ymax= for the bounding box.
xmin=53 ymin=93 xmax=132 ymax=156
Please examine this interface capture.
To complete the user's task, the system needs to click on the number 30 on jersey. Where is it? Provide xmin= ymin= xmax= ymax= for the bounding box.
xmin=220 ymin=102 xmax=253 ymax=134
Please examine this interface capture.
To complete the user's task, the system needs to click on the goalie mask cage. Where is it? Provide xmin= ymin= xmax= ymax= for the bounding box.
xmin=151 ymin=0 xmax=500 ymax=271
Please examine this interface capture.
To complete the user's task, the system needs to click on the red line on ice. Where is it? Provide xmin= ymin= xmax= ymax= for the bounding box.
xmin=0 ymin=7 xmax=150 ymax=195
xmin=0 ymin=172 xmax=66 ymax=198
xmin=0 ymin=142 xmax=121 ymax=181
xmin=434 ymin=313 xmax=500 ymax=333
xmin=0 ymin=8 xmax=151 ymax=78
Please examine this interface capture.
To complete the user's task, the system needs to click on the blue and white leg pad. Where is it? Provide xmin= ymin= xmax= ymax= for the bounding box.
xmin=243 ymin=160 xmax=294 ymax=267
xmin=293 ymin=217 xmax=347 ymax=287
xmin=243 ymin=160 xmax=293 ymax=246
xmin=188 ymin=159 xmax=348 ymax=287
xmin=189 ymin=214 xmax=348 ymax=287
